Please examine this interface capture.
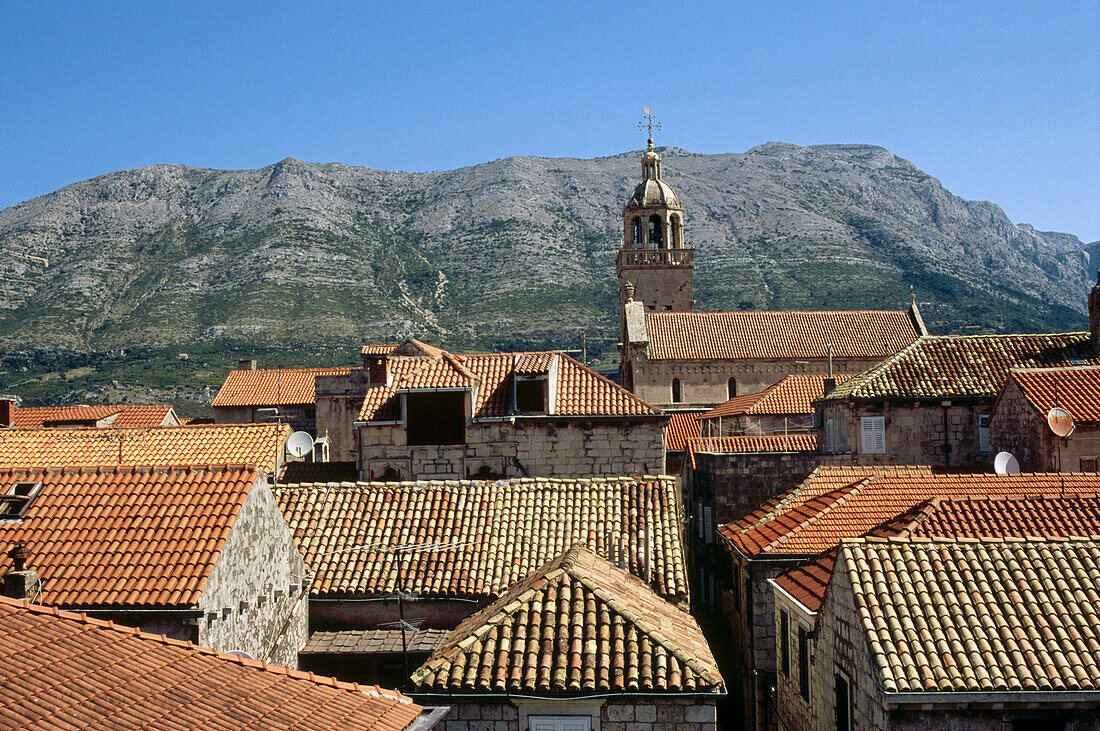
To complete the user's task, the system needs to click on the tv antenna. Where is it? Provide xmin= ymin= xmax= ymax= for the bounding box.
xmin=993 ymin=451 xmax=1020 ymax=475
xmin=639 ymin=107 xmax=661 ymax=140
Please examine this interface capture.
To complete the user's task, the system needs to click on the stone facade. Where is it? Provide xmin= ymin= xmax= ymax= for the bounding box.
xmin=990 ymin=378 xmax=1100 ymax=472
xmin=820 ymin=399 xmax=993 ymax=468
xmin=423 ymin=696 xmax=718 ymax=730
xmin=215 ymin=404 xmax=317 ymax=435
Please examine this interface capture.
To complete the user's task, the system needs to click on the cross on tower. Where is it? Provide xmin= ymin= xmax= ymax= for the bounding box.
xmin=638 ymin=107 xmax=661 ymax=141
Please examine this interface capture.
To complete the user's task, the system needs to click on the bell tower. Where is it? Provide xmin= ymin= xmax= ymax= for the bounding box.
xmin=617 ymin=114 xmax=694 ymax=344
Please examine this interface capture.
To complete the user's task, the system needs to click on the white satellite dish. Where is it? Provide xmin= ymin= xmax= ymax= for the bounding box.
xmin=993 ymin=451 xmax=1020 ymax=475
xmin=1047 ymin=407 xmax=1075 ymax=438
xmin=224 ymin=650 xmax=254 ymax=660
xmin=286 ymin=431 xmax=314 ymax=458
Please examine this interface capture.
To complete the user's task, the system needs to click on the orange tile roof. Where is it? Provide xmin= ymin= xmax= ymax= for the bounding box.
xmin=9 ymin=404 xmax=177 ymax=429
xmin=0 ymin=423 xmax=289 ymax=474
xmin=358 ymin=350 xmax=658 ymax=421
xmin=827 ymin=333 xmax=1099 ymax=401
xmin=412 ymin=546 xmax=722 ymax=694
xmin=360 ymin=344 xmax=399 ymax=356
xmin=211 ymin=367 xmax=353 ymax=407
xmin=685 ymin=434 xmax=818 ymax=469
xmin=0 ymin=465 xmax=260 ymax=608
xmin=0 ymin=597 xmax=422 ymax=729
xmin=722 ymin=466 xmax=1100 ymax=558
xmin=842 ymin=536 xmax=1100 ymax=694
xmin=106 ymin=404 xmax=177 ymax=428
xmin=774 ymin=493 xmax=1100 ymax=614
xmin=703 ymin=375 xmax=853 ymax=420
xmin=664 ymin=410 xmax=704 ymax=451
xmin=1006 ymin=366 xmax=1100 ymax=423
xmin=275 ymin=476 xmax=688 ymax=603
xmin=644 ymin=310 xmax=921 ymax=361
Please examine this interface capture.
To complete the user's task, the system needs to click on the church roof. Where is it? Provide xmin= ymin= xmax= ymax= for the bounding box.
xmin=627 ymin=178 xmax=681 ymax=209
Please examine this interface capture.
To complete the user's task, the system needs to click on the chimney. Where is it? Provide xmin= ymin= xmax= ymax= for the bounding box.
xmin=823 ymin=377 xmax=837 ymax=396
xmin=3 ymin=544 xmax=40 ymax=600
xmin=1090 ymin=271 xmax=1100 ymax=357
xmin=239 ymin=359 xmax=257 ymax=371
xmin=366 ymin=355 xmax=388 ymax=386
xmin=0 ymin=397 xmax=15 ymax=428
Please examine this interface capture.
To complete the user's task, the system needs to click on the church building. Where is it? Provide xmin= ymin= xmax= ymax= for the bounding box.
xmin=616 ymin=136 xmax=927 ymax=410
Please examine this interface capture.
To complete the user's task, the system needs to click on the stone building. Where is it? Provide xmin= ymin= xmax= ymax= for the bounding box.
xmin=700 ymin=374 xmax=853 ymax=437
xmin=0 ymin=464 xmax=308 ymax=666
xmin=990 ymin=365 xmax=1100 ymax=472
xmin=275 ymin=475 xmax=687 ymax=687
xmin=773 ymin=534 xmax=1100 ymax=730
xmin=411 ymin=546 xmax=723 ymax=731
xmin=715 ymin=467 xmax=1100 ymax=731
xmin=818 ymin=332 xmax=1099 ymax=468
xmin=212 ymin=360 xmax=357 ymax=435
xmin=0 ymin=596 xmax=433 ymax=730
xmin=316 ymin=338 xmax=665 ymax=481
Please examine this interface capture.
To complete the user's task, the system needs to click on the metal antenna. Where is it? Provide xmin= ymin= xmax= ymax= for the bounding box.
xmin=639 ymin=108 xmax=661 ymax=140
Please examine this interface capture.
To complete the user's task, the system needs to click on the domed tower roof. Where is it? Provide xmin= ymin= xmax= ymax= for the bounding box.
xmin=626 ymin=139 xmax=682 ymax=211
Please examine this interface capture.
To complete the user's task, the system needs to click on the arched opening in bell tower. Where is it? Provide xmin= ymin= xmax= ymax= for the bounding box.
xmin=649 ymin=214 xmax=664 ymax=248
xmin=632 ymin=217 xmax=642 ymax=248
xmin=670 ymin=214 xmax=682 ymax=248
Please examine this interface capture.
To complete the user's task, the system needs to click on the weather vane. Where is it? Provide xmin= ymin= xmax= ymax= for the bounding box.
xmin=639 ymin=107 xmax=661 ymax=140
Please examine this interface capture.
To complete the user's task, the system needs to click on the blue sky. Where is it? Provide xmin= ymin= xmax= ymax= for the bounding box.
xmin=2 ymin=1 xmax=1097 ymax=240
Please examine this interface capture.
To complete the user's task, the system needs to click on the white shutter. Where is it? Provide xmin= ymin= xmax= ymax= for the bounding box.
xmin=978 ymin=414 xmax=990 ymax=453
xmin=825 ymin=417 xmax=836 ymax=452
xmin=703 ymin=506 xmax=713 ymax=544
xmin=860 ymin=416 xmax=885 ymax=454
xmin=529 ymin=717 xmax=592 ymax=731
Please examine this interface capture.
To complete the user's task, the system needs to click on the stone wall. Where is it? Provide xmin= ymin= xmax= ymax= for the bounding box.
xmin=821 ymin=400 xmax=993 ymax=468
xmin=316 ymin=371 xmax=371 ymax=462
xmin=423 ymin=696 xmax=718 ymax=730
xmin=214 ymin=404 xmax=316 ymax=434
xmin=991 ymin=381 xmax=1100 ymax=472
xmin=197 ymin=475 xmax=309 ymax=666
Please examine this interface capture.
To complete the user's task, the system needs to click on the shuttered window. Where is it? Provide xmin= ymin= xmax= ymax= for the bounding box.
xmin=860 ymin=415 xmax=886 ymax=454
xmin=978 ymin=414 xmax=990 ymax=453
xmin=529 ymin=717 xmax=591 ymax=731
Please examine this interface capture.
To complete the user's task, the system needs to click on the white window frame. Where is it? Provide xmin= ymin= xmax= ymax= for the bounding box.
xmin=860 ymin=415 xmax=886 ymax=454
xmin=978 ymin=413 xmax=990 ymax=453
xmin=528 ymin=716 xmax=592 ymax=731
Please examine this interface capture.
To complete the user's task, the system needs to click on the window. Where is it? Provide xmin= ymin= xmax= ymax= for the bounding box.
xmin=727 ymin=377 xmax=737 ymax=399
xmin=798 ymin=626 xmax=811 ymax=701
xmin=631 ymin=217 xmax=642 ymax=247
xmin=835 ymin=671 xmax=851 ymax=730
xmin=978 ymin=413 xmax=990 ymax=453
xmin=516 ymin=378 xmax=546 ymax=412
xmin=648 ymin=214 xmax=663 ymax=247
xmin=1081 ymin=457 xmax=1100 ymax=472
xmin=0 ymin=482 xmax=42 ymax=519
xmin=406 ymin=392 xmax=465 ymax=445
xmin=529 ymin=717 xmax=591 ymax=731
xmin=825 ymin=417 xmax=836 ymax=452
xmin=780 ymin=610 xmax=790 ymax=676
xmin=671 ymin=378 xmax=682 ymax=403
xmin=860 ymin=416 xmax=885 ymax=454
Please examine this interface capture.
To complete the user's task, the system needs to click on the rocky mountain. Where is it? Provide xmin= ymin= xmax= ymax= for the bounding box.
xmin=0 ymin=143 xmax=1092 ymax=358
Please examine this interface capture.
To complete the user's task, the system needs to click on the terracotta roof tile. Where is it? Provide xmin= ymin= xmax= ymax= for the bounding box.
xmin=0 ymin=465 xmax=260 ymax=609
xmin=358 ymin=351 xmax=658 ymax=421
xmin=644 ymin=310 xmax=921 ymax=361
xmin=411 ymin=547 xmax=722 ymax=694
xmin=0 ymin=423 xmax=289 ymax=474
xmin=275 ymin=476 xmax=688 ymax=604
xmin=686 ymin=434 xmax=818 ymax=469
xmin=842 ymin=536 xmax=1100 ymax=694
xmin=723 ymin=466 xmax=1100 ymax=558
xmin=827 ymin=333 xmax=1099 ymax=401
xmin=703 ymin=375 xmax=853 ymax=420
xmin=0 ymin=597 xmax=422 ymax=729
xmin=664 ymin=411 xmax=704 ymax=451
xmin=360 ymin=344 xmax=399 ymax=356
xmin=212 ymin=367 xmax=354 ymax=408
xmin=302 ymin=629 xmax=449 ymax=656
xmin=1006 ymin=366 xmax=1100 ymax=423
xmin=775 ymin=493 xmax=1100 ymax=613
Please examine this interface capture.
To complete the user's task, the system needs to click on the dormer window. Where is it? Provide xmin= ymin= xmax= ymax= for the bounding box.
xmin=0 ymin=482 xmax=42 ymax=519
xmin=406 ymin=392 xmax=465 ymax=445
xmin=516 ymin=377 xmax=548 ymax=413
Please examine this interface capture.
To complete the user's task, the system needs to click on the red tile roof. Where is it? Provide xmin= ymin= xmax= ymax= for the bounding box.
xmin=211 ymin=367 xmax=353 ymax=407
xmin=0 ymin=423 xmax=289 ymax=474
xmin=685 ymin=434 xmax=818 ymax=469
xmin=1006 ymin=366 xmax=1100 ymax=423
xmin=0 ymin=597 xmax=422 ymax=729
xmin=664 ymin=410 xmax=704 ymax=451
xmin=107 ymin=404 xmax=178 ymax=428
xmin=774 ymin=493 xmax=1100 ymax=613
xmin=411 ymin=546 xmax=722 ymax=694
xmin=359 ymin=350 xmax=658 ymax=421
xmin=9 ymin=404 xmax=178 ymax=429
xmin=644 ymin=310 xmax=921 ymax=361
xmin=0 ymin=465 xmax=261 ymax=609
xmin=275 ymin=476 xmax=688 ymax=603
xmin=723 ymin=466 xmax=1100 ymax=558
xmin=842 ymin=536 xmax=1100 ymax=694
xmin=703 ymin=375 xmax=853 ymax=420
xmin=827 ymin=333 xmax=1099 ymax=401
xmin=361 ymin=344 xmax=399 ymax=356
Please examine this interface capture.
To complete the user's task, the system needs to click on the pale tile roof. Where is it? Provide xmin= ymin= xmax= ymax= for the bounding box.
xmin=644 ymin=310 xmax=921 ymax=361
xmin=0 ymin=465 xmax=261 ymax=608
xmin=212 ymin=367 xmax=353 ymax=407
xmin=0 ymin=597 xmax=422 ymax=729
xmin=10 ymin=404 xmax=177 ymax=429
xmin=842 ymin=536 xmax=1100 ymax=693
xmin=702 ymin=375 xmax=853 ymax=420
xmin=275 ymin=476 xmax=688 ymax=604
xmin=0 ymin=423 xmax=289 ymax=474
xmin=411 ymin=546 xmax=722 ymax=694
xmin=826 ymin=333 xmax=1099 ymax=401
xmin=1006 ymin=365 xmax=1100 ymax=424
xmin=302 ymin=629 xmax=449 ymax=656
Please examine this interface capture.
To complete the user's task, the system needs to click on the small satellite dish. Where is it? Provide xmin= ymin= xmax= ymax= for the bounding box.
xmin=286 ymin=431 xmax=314 ymax=458
xmin=1047 ymin=407 xmax=1075 ymax=438
xmin=994 ymin=451 xmax=1020 ymax=475
xmin=224 ymin=650 xmax=254 ymax=660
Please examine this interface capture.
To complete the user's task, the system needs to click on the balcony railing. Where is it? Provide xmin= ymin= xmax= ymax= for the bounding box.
xmin=616 ymin=247 xmax=695 ymax=270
